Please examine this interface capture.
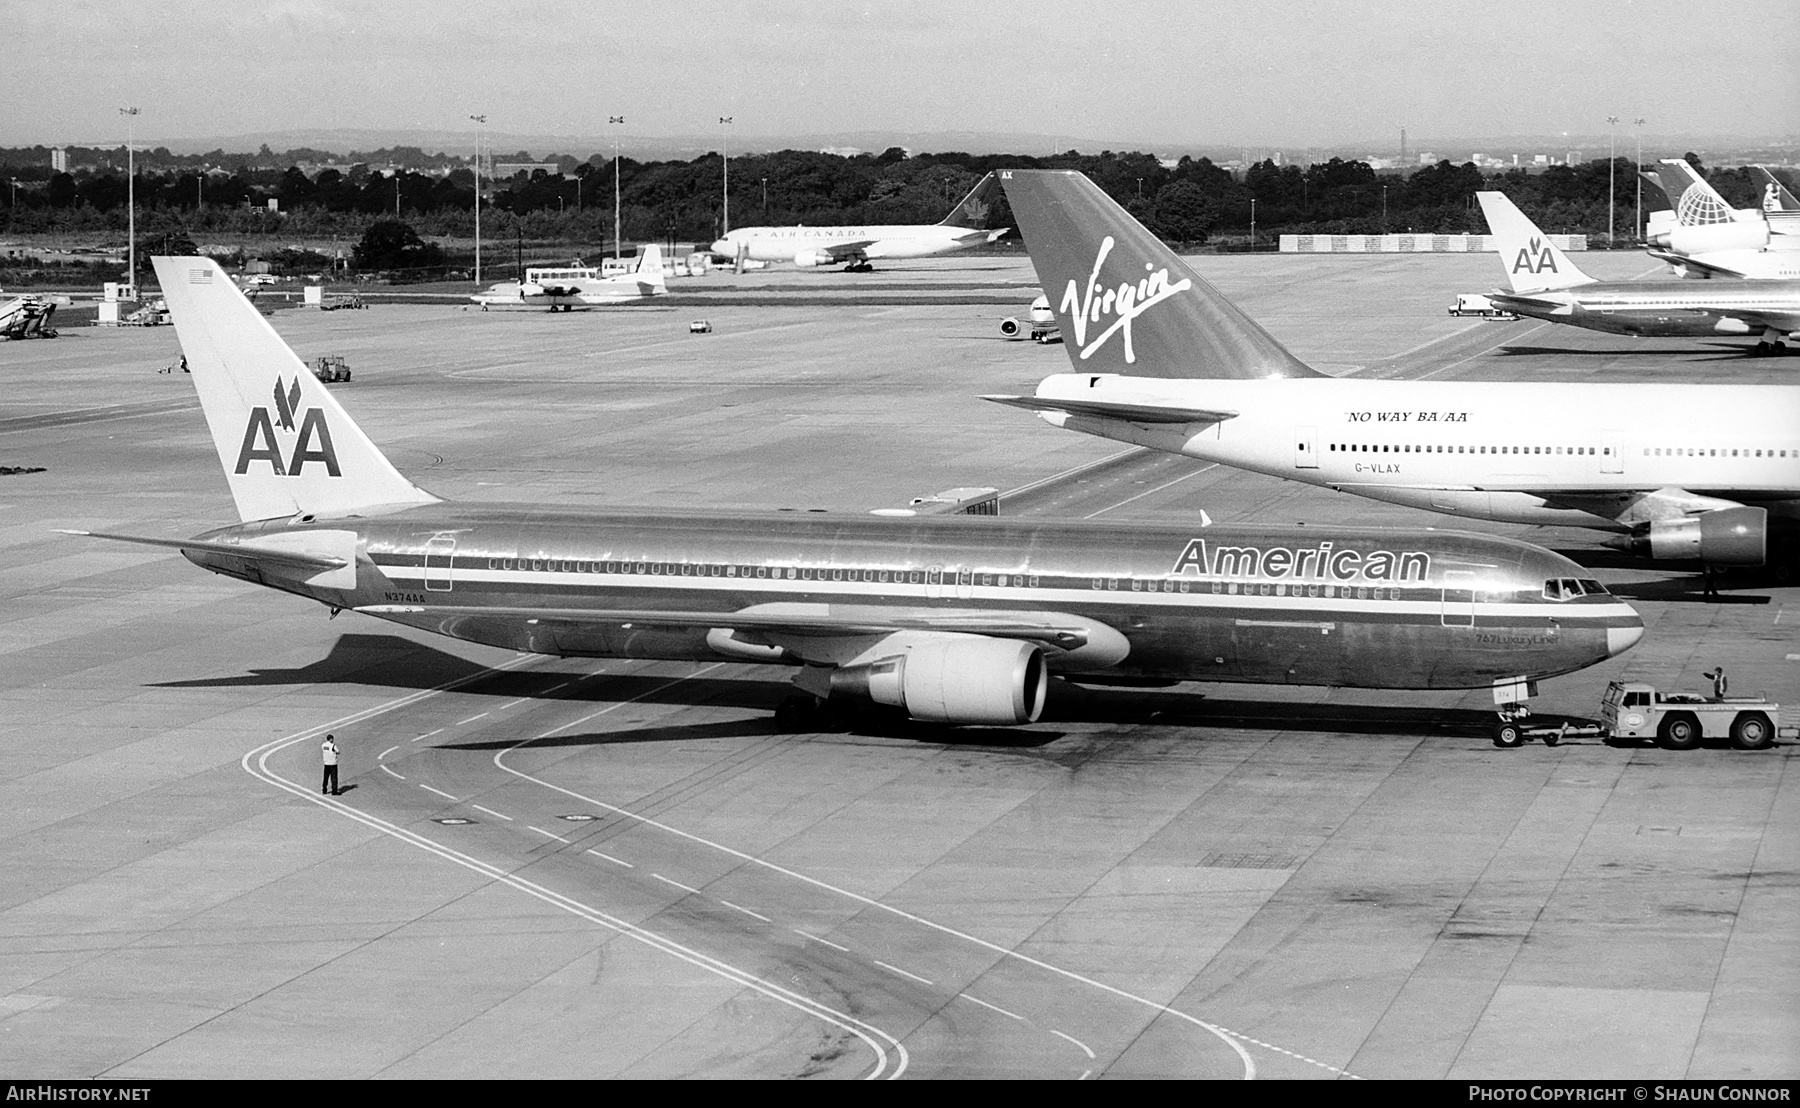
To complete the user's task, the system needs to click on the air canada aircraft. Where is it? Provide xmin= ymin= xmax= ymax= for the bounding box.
xmin=983 ymin=170 xmax=1800 ymax=571
xmin=59 ymin=256 xmax=1641 ymax=732
xmin=471 ymin=243 xmax=666 ymax=311
xmin=710 ymin=173 xmax=1008 ymax=272
xmin=1473 ymin=191 xmax=1800 ymax=355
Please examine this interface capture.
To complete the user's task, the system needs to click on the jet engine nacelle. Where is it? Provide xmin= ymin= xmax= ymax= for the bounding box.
xmin=830 ymin=636 xmax=1048 ymax=724
xmin=1665 ymin=222 xmax=1769 ymax=256
xmin=1000 ymin=316 xmax=1024 ymax=338
xmin=1644 ymin=506 xmax=1768 ymax=565
xmin=793 ymin=249 xmax=834 ymax=268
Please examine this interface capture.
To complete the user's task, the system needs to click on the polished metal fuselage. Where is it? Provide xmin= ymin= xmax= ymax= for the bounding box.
xmin=1489 ymin=279 xmax=1800 ymax=337
xmin=188 ymin=505 xmax=1640 ymax=692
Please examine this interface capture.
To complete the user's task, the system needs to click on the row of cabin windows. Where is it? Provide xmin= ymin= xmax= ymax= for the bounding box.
xmin=1331 ymin=443 xmax=1609 ymax=456
xmin=1644 ymin=447 xmax=1791 ymax=458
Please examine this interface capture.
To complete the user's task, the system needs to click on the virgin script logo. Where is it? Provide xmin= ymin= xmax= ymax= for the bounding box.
xmin=1061 ymin=235 xmax=1191 ymax=363
xmin=233 ymin=376 xmax=342 ymax=476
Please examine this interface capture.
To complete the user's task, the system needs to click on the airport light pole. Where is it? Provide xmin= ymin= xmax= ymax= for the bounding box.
xmin=610 ymin=116 xmax=624 ymax=260
xmin=1381 ymin=184 xmax=1387 ymax=230
xmin=1249 ymin=197 xmax=1255 ymax=251
xmin=119 ymin=106 xmax=138 ymax=296
xmin=469 ymin=114 xmax=485 ymax=284
xmin=1606 ymin=115 xmax=1620 ymax=245
xmin=1634 ymin=117 xmax=1646 ymax=241
xmin=760 ymin=176 xmax=767 ymax=221
xmin=719 ymin=116 xmax=732 ymax=235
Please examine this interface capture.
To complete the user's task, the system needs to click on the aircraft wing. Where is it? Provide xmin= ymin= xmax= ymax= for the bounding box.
xmin=982 ymin=393 xmax=1238 ymax=425
xmin=1644 ymin=249 xmax=1752 ymax=278
xmin=359 ymin=602 xmax=1101 ymax=652
xmin=813 ymin=239 xmax=879 ymax=261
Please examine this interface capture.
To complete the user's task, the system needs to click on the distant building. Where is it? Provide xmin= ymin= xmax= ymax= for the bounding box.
xmin=818 ymin=146 xmax=865 ymax=157
xmin=50 ymin=147 xmax=67 ymax=172
xmin=494 ymin=162 xmax=559 ymax=178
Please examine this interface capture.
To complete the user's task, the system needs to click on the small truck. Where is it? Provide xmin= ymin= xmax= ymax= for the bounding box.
xmin=1493 ymin=680 xmax=1794 ymax=750
xmin=310 ymin=355 xmax=352 ymax=383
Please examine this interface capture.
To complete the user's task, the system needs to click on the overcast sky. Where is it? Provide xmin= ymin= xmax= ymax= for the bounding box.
xmin=4 ymin=0 xmax=1795 ymax=150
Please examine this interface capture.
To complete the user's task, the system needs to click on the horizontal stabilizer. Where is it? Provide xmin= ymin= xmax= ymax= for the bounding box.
xmin=56 ymin=528 xmax=348 ymax=571
xmin=982 ymin=393 xmax=1238 ymax=425
xmin=360 ymin=602 xmax=1099 ymax=651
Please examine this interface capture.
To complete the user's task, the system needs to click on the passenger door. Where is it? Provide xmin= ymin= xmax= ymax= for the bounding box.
xmin=1440 ymin=570 xmax=1474 ymax=627
xmin=1294 ymin=426 xmax=1319 ymax=469
xmin=425 ymin=535 xmax=456 ymax=592
xmin=1600 ymin=431 xmax=1624 ymax=474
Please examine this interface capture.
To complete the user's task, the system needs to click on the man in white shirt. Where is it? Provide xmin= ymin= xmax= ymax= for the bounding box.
xmin=321 ymin=733 xmax=340 ymax=795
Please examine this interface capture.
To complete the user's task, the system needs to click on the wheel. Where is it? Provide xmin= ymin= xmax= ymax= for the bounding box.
xmin=773 ymin=694 xmax=821 ymax=733
xmin=1730 ymin=712 xmax=1775 ymax=751
xmin=1656 ymin=712 xmax=1702 ymax=751
xmin=1493 ymin=722 xmax=1525 ymax=748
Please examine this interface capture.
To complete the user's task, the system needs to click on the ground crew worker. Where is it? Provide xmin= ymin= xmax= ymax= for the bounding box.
xmin=321 ymin=733 xmax=340 ymax=795
xmin=1704 ymin=667 xmax=1728 ymax=700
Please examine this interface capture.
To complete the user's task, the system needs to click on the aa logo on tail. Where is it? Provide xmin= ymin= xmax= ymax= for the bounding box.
xmin=1510 ymin=238 xmax=1558 ymax=275
xmin=235 ymin=376 xmax=341 ymax=476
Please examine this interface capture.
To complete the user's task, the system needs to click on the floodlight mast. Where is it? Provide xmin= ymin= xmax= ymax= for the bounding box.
xmin=120 ymin=107 xmax=139 ymax=297
xmin=610 ymin=116 xmax=624 ymax=260
xmin=1607 ymin=116 xmax=1620 ymax=245
xmin=470 ymin=114 xmax=485 ymax=284
xmin=720 ymin=116 xmax=733 ymax=235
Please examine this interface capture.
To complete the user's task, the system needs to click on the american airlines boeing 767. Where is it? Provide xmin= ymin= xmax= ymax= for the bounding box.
xmin=984 ymin=171 xmax=1800 ymax=571
xmin=58 ymin=256 xmax=1638 ymax=731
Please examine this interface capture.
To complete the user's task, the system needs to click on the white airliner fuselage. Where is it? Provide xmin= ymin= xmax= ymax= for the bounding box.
xmin=711 ymin=223 xmax=1004 ymax=267
xmin=1024 ymin=374 xmax=1800 ymax=530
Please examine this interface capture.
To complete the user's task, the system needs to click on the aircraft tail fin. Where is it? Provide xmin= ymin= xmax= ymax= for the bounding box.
xmin=995 ymin=169 xmax=1323 ymax=380
xmin=1751 ymin=166 xmax=1800 ymax=213
xmin=1476 ymin=192 xmax=1596 ymax=292
xmin=939 ymin=172 xmax=1003 ymax=229
xmin=151 ymin=256 xmax=440 ymax=523
xmin=1655 ymin=159 xmax=1756 ymax=226
xmin=635 ymin=242 xmax=667 ymax=291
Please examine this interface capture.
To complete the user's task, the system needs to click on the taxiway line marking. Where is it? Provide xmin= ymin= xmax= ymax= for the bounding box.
xmin=528 ymin=826 xmax=571 ymax=844
xmin=471 ymin=804 xmax=512 ymax=821
xmin=1079 ymin=1069 xmax=1092 ymax=1081
xmin=412 ymin=728 xmax=444 ymax=743
xmin=541 ymin=682 xmax=569 ymax=694
xmin=1052 ymin=1029 xmax=1095 ymax=1058
xmin=794 ymin=929 xmax=848 ymax=953
xmin=455 ymin=712 xmax=490 ymax=725
xmin=1415 ymin=319 xmax=1551 ymax=380
xmin=653 ymin=874 xmax=702 ymax=896
xmin=380 ymin=764 xmax=405 ymax=780
xmin=241 ymin=678 xmax=906 ymax=1080
xmin=379 ymin=745 xmax=399 ymax=760
xmin=495 ymin=678 xmax=1279 ymax=1080
xmin=720 ymin=900 xmax=771 ymax=923
xmin=586 ymin=849 xmax=633 ymax=868
xmin=960 ymin=994 xmax=1022 ymax=1021
xmin=420 ymin=784 xmax=458 ymax=801
xmin=1084 ymin=463 xmax=1218 ymax=519
xmin=497 ymin=697 xmax=530 ymax=710
xmin=874 ymin=961 xmax=932 ymax=986
xmin=534 ymin=665 xmax=709 ymax=738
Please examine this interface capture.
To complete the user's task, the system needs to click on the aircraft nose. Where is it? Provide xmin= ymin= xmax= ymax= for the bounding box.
xmin=1607 ymin=623 xmax=1645 ymax=657
xmin=710 ymin=238 xmax=731 ymax=255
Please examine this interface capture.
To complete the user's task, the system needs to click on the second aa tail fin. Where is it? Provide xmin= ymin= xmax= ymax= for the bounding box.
xmin=1476 ymin=192 xmax=1596 ymax=293
xmin=152 ymin=256 xmax=440 ymax=523
xmin=996 ymin=169 xmax=1322 ymax=380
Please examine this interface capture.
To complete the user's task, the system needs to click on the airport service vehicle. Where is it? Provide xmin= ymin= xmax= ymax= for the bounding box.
xmin=1001 ymin=294 xmax=1063 ymax=342
xmin=1472 ymin=191 xmax=1800 ymax=355
xmin=309 ymin=355 xmax=352 ymax=383
xmin=982 ymin=170 xmax=1800 ymax=571
xmin=711 ymin=173 xmax=1009 ymax=272
xmin=1446 ymin=293 xmax=1518 ymax=321
xmin=60 ymin=256 xmax=1643 ymax=731
xmin=0 ymin=294 xmax=59 ymax=339
xmin=1493 ymin=680 xmax=1795 ymax=751
xmin=471 ymin=245 xmax=665 ymax=310
xmin=1642 ymin=161 xmax=1800 ymax=281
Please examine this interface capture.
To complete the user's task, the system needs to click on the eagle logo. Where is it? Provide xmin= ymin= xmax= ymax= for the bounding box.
xmin=272 ymin=377 xmax=303 ymax=432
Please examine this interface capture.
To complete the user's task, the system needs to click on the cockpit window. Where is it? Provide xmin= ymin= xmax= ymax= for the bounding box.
xmin=1543 ymin=579 xmax=1565 ymax=601
xmin=1543 ymin=577 xmax=1598 ymax=601
xmin=1578 ymin=579 xmax=1607 ymax=596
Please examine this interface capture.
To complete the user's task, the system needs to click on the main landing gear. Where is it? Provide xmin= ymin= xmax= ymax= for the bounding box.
xmin=774 ymin=693 xmax=828 ymax=733
xmin=1750 ymin=340 xmax=1790 ymax=357
xmin=843 ymin=260 xmax=874 ymax=273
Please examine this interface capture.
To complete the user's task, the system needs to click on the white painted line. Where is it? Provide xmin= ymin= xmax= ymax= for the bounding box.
xmin=379 ymin=745 xmax=400 ymax=760
xmin=380 ymin=764 xmax=405 ymax=780
xmin=239 ymin=667 xmax=906 ymax=1080
xmin=653 ymin=873 xmax=701 ymax=896
xmin=538 ymin=663 xmax=721 ymax=739
xmin=794 ymin=929 xmax=848 ymax=953
xmin=541 ymin=682 xmax=569 ymax=694
xmin=719 ymin=900 xmax=770 ymax=923
xmin=412 ymin=727 xmax=444 ymax=743
xmin=1052 ymin=1029 xmax=1095 ymax=1059
xmin=1084 ymin=463 xmax=1218 ymax=519
xmin=1787 ymin=653 xmax=1800 ymax=661
xmin=498 ymin=697 xmax=530 ymax=710
xmin=960 ymin=994 xmax=1022 ymax=1021
xmin=471 ymin=804 xmax=512 ymax=821
xmin=455 ymin=712 xmax=490 ymax=725
xmin=420 ymin=783 xmax=458 ymax=801
xmin=528 ymin=826 xmax=571 ymax=844
xmin=586 ymin=849 xmax=634 ymax=868
xmin=1079 ymin=1069 xmax=1092 ymax=1081
xmin=874 ymin=961 xmax=933 ymax=986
